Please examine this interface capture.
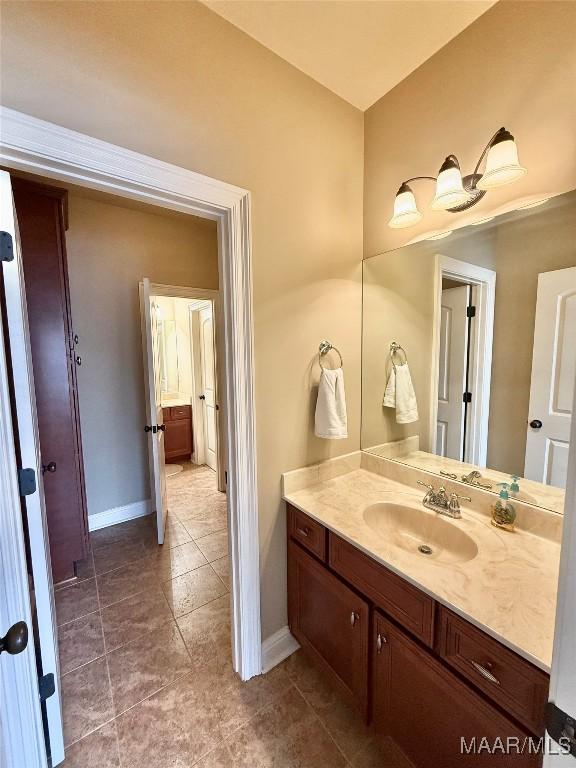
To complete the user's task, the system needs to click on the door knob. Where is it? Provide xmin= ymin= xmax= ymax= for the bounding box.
xmin=0 ymin=621 xmax=28 ymax=655
xmin=530 ymin=419 xmax=543 ymax=429
xmin=144 ymin=425 xmax=153 ymax=433
xmin=199 ymin=394 xmax=206 ymax=400
xmin=157 ymin=424 xmax=166 ymax=432
xmin=42 ymin=461 xmax=57 ymax=474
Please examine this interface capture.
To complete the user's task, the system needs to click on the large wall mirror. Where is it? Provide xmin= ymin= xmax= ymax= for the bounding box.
xmin=362 ymin=189 xmax=576 ymax=514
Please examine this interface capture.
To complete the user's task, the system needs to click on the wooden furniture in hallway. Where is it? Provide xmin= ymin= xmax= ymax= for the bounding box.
xmin=12 ymin=177 xmax=88 ymax=583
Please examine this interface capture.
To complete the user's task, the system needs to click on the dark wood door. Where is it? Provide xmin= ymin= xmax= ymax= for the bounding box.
xmin=13 ymin=179 xmax=88 ymax=583
xmin=288 ymin=539 xmax=369 ymax=718
xmin=372 ymin=611 xmax=542 ymax=767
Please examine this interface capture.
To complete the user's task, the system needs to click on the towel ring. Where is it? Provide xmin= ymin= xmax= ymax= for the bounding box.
xmin=389 ymin=341 xmax=408 ymax=370
xmin=318 ymin=340 xmax=343 ymax=370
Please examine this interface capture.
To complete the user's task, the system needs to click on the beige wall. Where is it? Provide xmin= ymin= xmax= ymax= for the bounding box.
xmin=66 ymin=193 xmax=218 ymax=517
xmin=1 ymin=1 xmax=364 ymax=639
xmin=364 ymin=1 xmax=576 ymax=257
xmin=361 ymin=194 xmax=576 ymax=479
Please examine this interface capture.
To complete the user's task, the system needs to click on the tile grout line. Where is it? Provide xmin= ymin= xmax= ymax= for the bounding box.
xmin=289 ymin=677 xmax=354 ymax=767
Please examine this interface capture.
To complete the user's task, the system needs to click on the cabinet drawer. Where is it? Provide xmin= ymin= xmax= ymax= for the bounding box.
xmin=436 ymin=607 xmax=549 ymax=734
xmin=287 ymin=505 xmax=327 ymax=561
xmin=171 ymin=405 xmax=191 ymax=420
xmin=329 ymin=533 xmax=435 ymax=646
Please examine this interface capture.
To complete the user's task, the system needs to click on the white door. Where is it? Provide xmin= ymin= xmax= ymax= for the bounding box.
xmin=525 ymin=267 xmax=576 ymax=488
xmin=139 ymin=279 xmax=168 ymax=544
xmin=0 ymin=170 xmax=63 ymax=767
xmin=436 ymin=285 xmax=470 ymax=460
xmin=200 ymin=306 xmax=217 ymax=471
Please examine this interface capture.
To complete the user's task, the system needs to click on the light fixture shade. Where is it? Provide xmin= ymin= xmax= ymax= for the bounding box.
xmin=388 ymin=183 xmax=423 ymax=228
xmin=476 ymin=129 xmax=526 ymax=190
xmin=431 ymin=156 xmax=471 ymax=210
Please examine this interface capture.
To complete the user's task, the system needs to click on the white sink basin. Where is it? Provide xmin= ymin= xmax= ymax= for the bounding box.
xmin=363 ymin=502 xmax=479 ymax=565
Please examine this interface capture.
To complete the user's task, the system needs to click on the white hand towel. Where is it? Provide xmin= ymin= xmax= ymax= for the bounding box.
xmin=383 ymin=363 xmax=419 ymax=424
xmin=315 ymin=367 xmax=348 ymax=439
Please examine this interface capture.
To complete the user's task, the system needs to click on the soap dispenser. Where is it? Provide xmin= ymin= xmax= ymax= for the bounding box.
xmin=509 ymin=475 xmax=521 ymax=497
xmin=491 ymin=484 xmax=516 ymax=532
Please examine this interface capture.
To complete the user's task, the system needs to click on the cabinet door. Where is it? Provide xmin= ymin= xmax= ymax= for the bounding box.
xmin=288 ymin=540 xmax=369 ymax=718
xmin=164 ymin=418 xmax=192 ymax=461
xmin=372 ymin=612 xmax=541 ymax=767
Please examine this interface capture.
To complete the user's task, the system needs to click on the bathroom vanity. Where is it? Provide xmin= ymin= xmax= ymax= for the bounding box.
xmin=284 ymin=457 xmax=560 ymax=768
xmin=162 ymin=404 xmax=193 ymax=462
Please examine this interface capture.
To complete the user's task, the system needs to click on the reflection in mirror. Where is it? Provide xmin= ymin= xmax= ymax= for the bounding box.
xmin=362 ymin=189 xmax=576 ymax=514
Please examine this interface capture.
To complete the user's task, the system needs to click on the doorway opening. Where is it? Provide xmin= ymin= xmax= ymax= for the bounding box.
xmin=0 ymin=109 xmax=260 ymax=768
xmin=431 ymin=255 xmax=496 ymax=467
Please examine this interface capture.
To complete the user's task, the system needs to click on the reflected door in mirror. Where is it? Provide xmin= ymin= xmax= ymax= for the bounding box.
xmin=525 ymin=267 xmax=576 ymax=488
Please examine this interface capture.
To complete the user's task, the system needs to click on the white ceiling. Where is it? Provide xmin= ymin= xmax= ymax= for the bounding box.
xmin=201 ymin=0 xmax=496 ymax=110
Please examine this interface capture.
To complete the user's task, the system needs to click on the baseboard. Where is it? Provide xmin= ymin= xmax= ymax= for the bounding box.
xmin=88 ymin=499 xmax=151 ymax=532
xmin=261 ymin=626 xmax=300 ymax=674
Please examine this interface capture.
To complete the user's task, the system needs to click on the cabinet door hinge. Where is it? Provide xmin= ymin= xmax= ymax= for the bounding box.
xmin=0 ymin=232 xmax=14 ymax=262
xmin=38 ymin=672 xmax=55 ymax=703
xmin=18 ymin=468 xmax=37 ymax=497
xmin=546 ymin=702 xmax=576 ymax=757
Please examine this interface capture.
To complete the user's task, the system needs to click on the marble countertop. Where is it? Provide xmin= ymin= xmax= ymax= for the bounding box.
xmin=161 ymin=396 xmax=191 ymax=408
xmin=283 ymin=468 xmax=560 ymax=672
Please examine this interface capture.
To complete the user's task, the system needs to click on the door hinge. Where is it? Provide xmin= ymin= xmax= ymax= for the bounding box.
xmin=18 ymin=468 xmax=37 ymax=497
xmin=462 ymin=392 xmax=472 ymax=404
xmin=225 ymin=470 xmax=228 ymax=485
xmin=467 ymin=305 xmax=476 ymax=318
xmin=546 ymin=701 xmax=576 ymax=757
xmin=38 ymin=672 xmax=55 ymax=703
xmin=0 ymin=231 xmax=14 ymax=262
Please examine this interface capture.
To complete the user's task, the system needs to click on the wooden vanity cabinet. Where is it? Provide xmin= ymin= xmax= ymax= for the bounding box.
xmin=163 ymin=405 xmax=192 ymax=462
xmin=372 ymin=612 xmax=541 ymax=768
xmin=286 ymin=504 xmax=548 ymax=767
xmin=287 ymin=539 xmax=369 ymax=717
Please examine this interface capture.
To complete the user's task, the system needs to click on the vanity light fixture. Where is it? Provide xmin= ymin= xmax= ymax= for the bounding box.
xmin=388 ymin=127 xmax=526 ymax=229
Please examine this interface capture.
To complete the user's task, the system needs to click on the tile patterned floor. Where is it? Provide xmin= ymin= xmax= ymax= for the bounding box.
xmin=58 ymin=464 xmax=405 ymax=767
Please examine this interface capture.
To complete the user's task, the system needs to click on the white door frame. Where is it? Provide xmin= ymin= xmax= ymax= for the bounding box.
xmin=431 ymin=254 xmax=496 ymax=467
xmin=0 ymin=107 xmax=262 ymax=683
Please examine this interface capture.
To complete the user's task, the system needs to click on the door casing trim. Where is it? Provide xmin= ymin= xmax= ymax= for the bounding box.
xmin=0 ymin=106 xmax=262 ymax=682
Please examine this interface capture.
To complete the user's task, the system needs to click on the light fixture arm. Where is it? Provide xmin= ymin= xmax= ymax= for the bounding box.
xmin=402 ymin=175 xmax=437 ymax=185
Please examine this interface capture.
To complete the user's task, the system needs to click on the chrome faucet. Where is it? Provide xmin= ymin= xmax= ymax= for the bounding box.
xmin=461 ymin=470 xmax=493 ymax=490
xmin=418 ymin=481 xmax=471 ymax=519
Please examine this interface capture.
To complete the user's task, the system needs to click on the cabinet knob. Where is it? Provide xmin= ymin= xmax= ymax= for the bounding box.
xmin=350 ymin=611 xmax=360 ymax=627
xmin=75 ymin=355 xmax=82 ymax=366
xmin=376 ymin=632 xmax=387 ymax=653
xmin=199 ymin=394 xmax=206 ymax=400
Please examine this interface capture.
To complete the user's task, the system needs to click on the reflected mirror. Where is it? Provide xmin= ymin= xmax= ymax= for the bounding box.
xmin=361 ymin=189 xmax=576 ymax=514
